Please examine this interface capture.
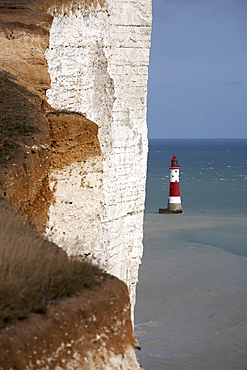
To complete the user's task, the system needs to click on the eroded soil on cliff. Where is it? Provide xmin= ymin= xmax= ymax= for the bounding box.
xmin=0 ymin=1 xmax=53 ymax=230
xmin=0 ymin=1 xmax=101 ymax=231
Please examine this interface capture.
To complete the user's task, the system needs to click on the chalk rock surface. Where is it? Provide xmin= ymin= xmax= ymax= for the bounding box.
xmin=45 ymin=0 xmax=152 ymax=310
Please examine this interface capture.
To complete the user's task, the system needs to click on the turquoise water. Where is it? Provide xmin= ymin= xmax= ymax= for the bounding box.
xmin=135 ymin=139 xmax=247 ymax=369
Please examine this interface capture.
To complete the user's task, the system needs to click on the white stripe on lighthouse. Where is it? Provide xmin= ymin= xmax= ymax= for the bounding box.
xmin=170 ymin=169 xmax=179 ymax=182
xmin=168 ymin=196 xmax=182 ymax=203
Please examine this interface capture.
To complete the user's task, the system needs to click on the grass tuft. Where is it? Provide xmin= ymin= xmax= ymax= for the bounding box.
xmin=0 ymin=198 xmax=105 ymax=328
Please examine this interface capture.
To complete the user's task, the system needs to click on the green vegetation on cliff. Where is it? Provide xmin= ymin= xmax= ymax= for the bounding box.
xmin=0 ymin=198 xmax=105 ymax=328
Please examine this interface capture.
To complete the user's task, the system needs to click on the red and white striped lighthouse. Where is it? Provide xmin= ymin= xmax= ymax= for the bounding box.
xmin=167 ymin=155 xmax=182 ymax=212
xmin=159 ymin=155 xmax=182 ymax=214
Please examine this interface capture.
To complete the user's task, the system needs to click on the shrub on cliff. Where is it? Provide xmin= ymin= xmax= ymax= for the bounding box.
xmin=0 ymin=197 xmax=105 ymax=328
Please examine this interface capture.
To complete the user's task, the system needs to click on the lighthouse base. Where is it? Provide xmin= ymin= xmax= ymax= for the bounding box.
xmin=159 ymin=208 xmax=183 ymax=214
xmin=159 ymin=201 xmax=183 ymax=214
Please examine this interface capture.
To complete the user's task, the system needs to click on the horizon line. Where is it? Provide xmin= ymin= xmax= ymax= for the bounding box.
xmin=148 ymin=137 xmax=247 ymax=140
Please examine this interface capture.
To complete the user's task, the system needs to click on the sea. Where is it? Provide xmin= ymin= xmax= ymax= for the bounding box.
xmin=134 ymin=139 xmax=247 ymax=370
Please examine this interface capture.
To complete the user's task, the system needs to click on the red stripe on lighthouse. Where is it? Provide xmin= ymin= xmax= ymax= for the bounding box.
xmin=169 ymin=182 xmax=180 ymax=197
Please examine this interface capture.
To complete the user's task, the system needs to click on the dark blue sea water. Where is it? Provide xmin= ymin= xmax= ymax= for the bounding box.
xmin=135 ymin=139 xmax=247 ymax=369
xmin=146 ymin=138 xmax=247 ymax=216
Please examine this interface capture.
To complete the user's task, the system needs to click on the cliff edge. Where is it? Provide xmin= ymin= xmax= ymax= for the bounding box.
xmin=45 ymin=0 xmax=152 ymax=311
xmin=0 ymin=278 xmax=139 ymax=369
xmin=0 ymin=0 xmax=151 ymax=363
xmin=0 ymin=198 xmax=139 ymax=369
xmin=0 ymin=0 xmax=152 ymax=315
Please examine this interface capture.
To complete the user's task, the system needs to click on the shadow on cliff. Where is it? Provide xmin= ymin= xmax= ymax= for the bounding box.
xmin=0 ymin=70 xmax=49 ymax=163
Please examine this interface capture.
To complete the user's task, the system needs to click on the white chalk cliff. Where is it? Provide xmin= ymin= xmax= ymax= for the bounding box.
xmin=45 ymin=0 xmax=152 ymax=312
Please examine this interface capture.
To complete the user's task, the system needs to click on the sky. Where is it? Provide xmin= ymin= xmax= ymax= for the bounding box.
xmin=147 ymin=0 xmax=247 ymax=139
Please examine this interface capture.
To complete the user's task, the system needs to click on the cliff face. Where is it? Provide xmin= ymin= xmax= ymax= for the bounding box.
xmin=45 ymin=0 xmax=152 ymax=310
xmin=0 ymin=0 xmax=151 ymax=312
xmin=0 ymin=0 xmax=151 ymax=367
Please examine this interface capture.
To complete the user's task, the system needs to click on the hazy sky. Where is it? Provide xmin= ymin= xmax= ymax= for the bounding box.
xmin=147 ymin=0 xmax=247 ymax=139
